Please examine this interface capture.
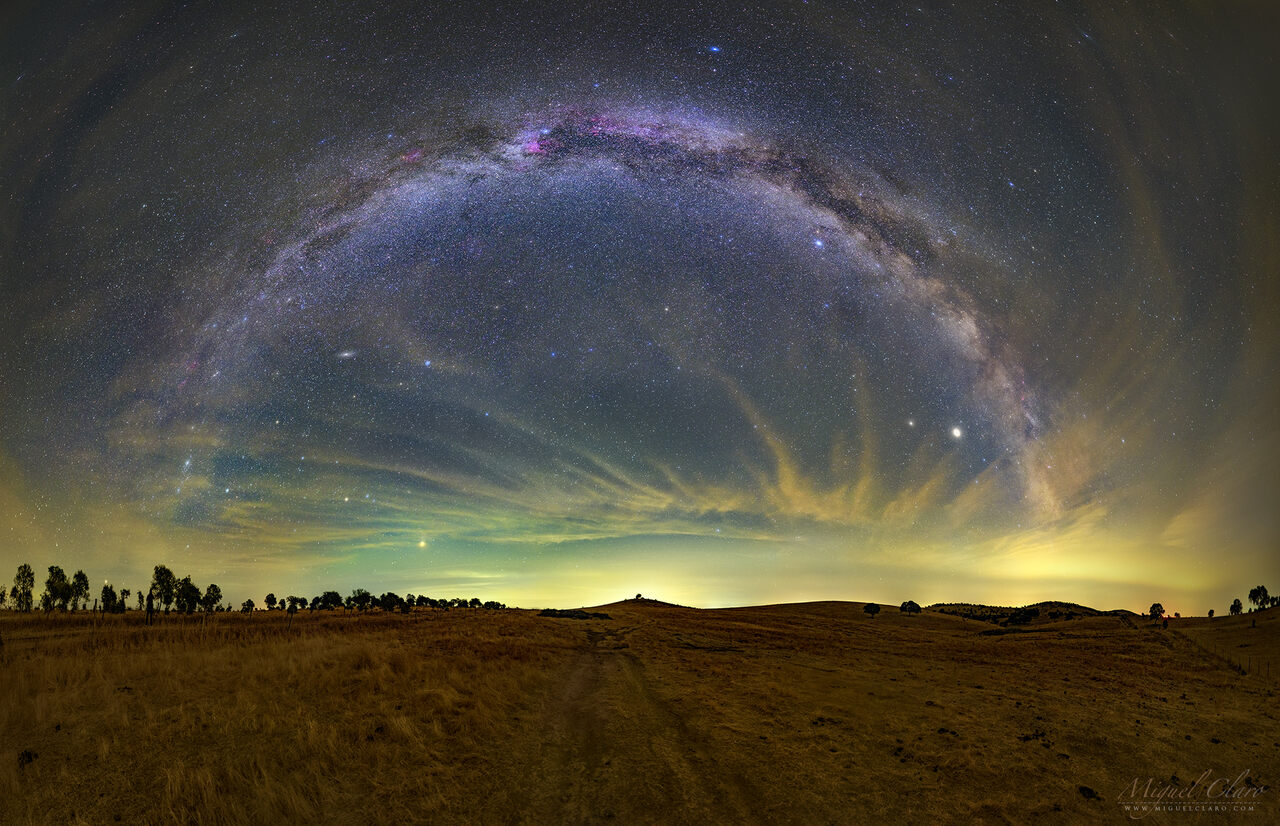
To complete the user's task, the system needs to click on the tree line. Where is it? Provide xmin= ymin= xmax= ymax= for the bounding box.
xmin=2 ymin=563 xmax=507 ymax=617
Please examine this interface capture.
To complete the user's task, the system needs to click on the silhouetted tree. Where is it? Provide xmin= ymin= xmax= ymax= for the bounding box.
xmin=900 ymin=600 xmax=922 ymax=615
xmin=136 ymin=590 xmax=145 ymax=611
xmin=175 ymin=576 xmax=201 ymax=614
xmin=1230 ymin=599 xmax=1243 ymax=616
xmin=415 ymin=595 xmax=429 ymax=608
xmin=1015 ymin=607 xmax=1040 ymax=625
xmin=42 ymin=566 xmax=72 ymax=612
xmin=13 ymin=564 xmax=34 ymax=612
xmin=1149 ymin=603 xmax=1164 ymax=622
xmin=0 ymin=587 xmax=6 ymax=609
xmin=379 ymin=592 xmax=402 ymax=611
xmin=319 ymin=591 xmax=342 ymax=610
xmin=864 ymin=603 xmax=880 ymax=619
xmin=1248 ymin=585 xmax=1270 ymax=611
xmin=265 ymin=593 xmax=277 ymax=611
xmin=201 ymin=584 xmax=222 ymax=614
xmin=469 ymin=597 xmax=481 ymax=610
xmin=100 ymin=584 xmax=118 ymax=613
xmin=1208 ymin=609 xmax=1215 ymax=620
xmin=241 ymin=599 xmax=255 ymax=613
xmin=152 ymin=566 xmax=177 ymax=614
xmin=118 ymin=588 xmax=131 ymax=613
xmin=350 ymin=588 xmax=372 ymax=611
xmin=71 ymin=570 xmax=89 ymax=611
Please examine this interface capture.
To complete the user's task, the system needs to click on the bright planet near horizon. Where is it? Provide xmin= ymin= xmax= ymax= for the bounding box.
xmin=1 ymin=1 xmax=1276 ymax=612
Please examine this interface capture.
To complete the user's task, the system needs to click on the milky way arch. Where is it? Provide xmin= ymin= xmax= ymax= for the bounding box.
xmin=135 ymin=107 xmax=1053 ymax=550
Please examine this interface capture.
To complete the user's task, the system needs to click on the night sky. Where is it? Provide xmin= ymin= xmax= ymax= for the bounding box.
xmin=2 ymin=1 xmax=1276 ymax=611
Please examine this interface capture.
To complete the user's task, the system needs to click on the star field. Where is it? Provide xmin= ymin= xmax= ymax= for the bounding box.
xmin=1 ymin=1 xmax=1276 ymax=609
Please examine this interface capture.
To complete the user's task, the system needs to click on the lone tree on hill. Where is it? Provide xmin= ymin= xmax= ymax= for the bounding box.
xmin=1208 ymin=609 xmax=1215 ymax=620
xmin=265 ymin=593 xmax=277 ymax=611
xmin=1148 ymin=603 xmax=1164 ymax=622
xmin=900 ymin=600 xmax=922 ymax=616
xmin=152 ymin=565 xmax=177 ymax=613
xmin=864 ymin=602 xmax=881 ymax=619
xmin=13 ymin=563 xmax=35 ymax=612
xmin=1248 ymin=585 xmax=1270 ymax=611
xmin=1230 ymin=599 xmax=1243 ymax=616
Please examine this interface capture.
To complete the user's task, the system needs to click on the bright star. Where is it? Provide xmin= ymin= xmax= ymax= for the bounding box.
xmin=951 ymin=426 xmax=963 ymax=439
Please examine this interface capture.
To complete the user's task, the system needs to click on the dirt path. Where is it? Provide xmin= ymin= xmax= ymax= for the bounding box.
xmin=516 ymin=623 xmax=763 ymax=825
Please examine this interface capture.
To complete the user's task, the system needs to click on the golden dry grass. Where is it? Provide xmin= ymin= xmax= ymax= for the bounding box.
xmin=0 ymin=603 xmax=1275 ymax=824
xmin=0 ymin=610 xmax=579 ymax=824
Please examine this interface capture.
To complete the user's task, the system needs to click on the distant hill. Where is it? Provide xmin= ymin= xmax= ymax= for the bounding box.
xmin=579 ymin=597 xmax=1142 ymax=629
xmin=928 ymin=601 xmax=1139 ymax=627
xmin=930 ymin=601 xmax=1135 ymax=615
xmin=591 ymin=597 xmax=695 ymax=611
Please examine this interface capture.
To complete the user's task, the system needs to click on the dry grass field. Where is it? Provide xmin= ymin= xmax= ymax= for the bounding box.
xmin=1 ymin=601 xmax=1275 ymax=824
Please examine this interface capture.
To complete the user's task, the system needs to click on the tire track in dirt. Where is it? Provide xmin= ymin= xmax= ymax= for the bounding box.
xmin=521 ymin=624 xmax=763 ymax=824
